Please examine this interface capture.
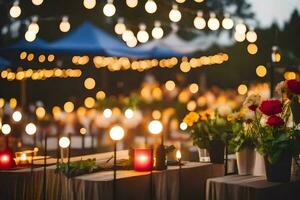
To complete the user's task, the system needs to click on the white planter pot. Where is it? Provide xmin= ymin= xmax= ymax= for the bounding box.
xmin=253 ymin=150 xmax=266 ymax=176
xmin=197 ymin=147 xmax=210 ymax=162
xmin=236 ymin=147 xmax=256 ymax=175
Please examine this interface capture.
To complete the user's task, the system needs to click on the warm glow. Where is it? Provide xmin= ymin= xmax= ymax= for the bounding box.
xmin=169 ymin=4 xmax=182 ymax=22
xmin=126 ymin=0 xmax=138 ymax=8
xmin=176 ymin=150 xmax=182 ymax=160
xmin=84 ymin=77 xmax=96 ymax=90
xmin=179 ymin=122 xmax=188 ymax=131
xmin=194 ymin=12 xmax=206 ymax=30
xmin=80 ymin=127 xmax=87 ymax=135
xmin=12 ymin=111 xmax=22 ymax=122
xmin=59 ymin=16 xmax=71 ymax=32
xmin=64 ymin=101 xmax=74 ymax=113
xmin=84 ymin=97 xmax=95 ymax=108
xmin=36 ymin=107 xmax=46 ymax=119
xmin=165 ymin=80 xmax=176 ymax=91
xmin=109 ymin=125 xmax=125 ymax=141
xmin=124 ymin=108 xmax=134 ymax=119
xmin=83 ymin=0 xmax=96 ymax=9
xmin=256 ymin=65 xmax=267 ymax=77
xmin=235 ymin=23 xmax=247 ymax=34
xmin=237 ymin=84 xmax=248 ymax=95
xmin=25 ymin=30 xmax=36 ymax=42
xmin=284 ymin=72 xmax=297 ymax=80
xmin=25 ymin=123 xmax=37 ymax=135
xmin=189 ymin=83 xmax=199 ymax=94
xmin=114 ymin=18 xmax=126 ymax=35
xmin=103 ymin=0 xmax=116 ymax=17
xmin=152 ymin=110 xmax=161 ymax=119
xmin=208 ymin=13 xmax=220 ymax=30
xmin=28 ymin=22 xmax=39 ymax=34
xmin=20 ymin=153 xmax=27 ymax=161
xmin=103 ymin=108 xmax=112 ymax=118
xmin=152 ymin=21 xmax=164 ymax=39
xmin=0 ymin=98 xmax=4 ymax=108
xmin=10 ymin=98 xmax=17 ymax=109
xmin=137 ymin=24 xmax=149 ymax=43
xmin=148 ymin=120 xmax=163 ymax=135
xmin=59 ymin=137 xmax=70 ymax=148
xmin=246 ymin=30 xmax=257 ymax=43
xmin=10 ymin=2 xmax=21 ymax=18
xmin=187 ymin=100 xmax=197 ymax=111
xmin=1 ymin=124 xmax=11 ymax=135
xmin=247 ymin=43 xmax=258 ymax=55
xmin=1 ymin=155 xmax=9 ymax=162
xmin=222 ymin=16 xmax=234 ymax=29
xmin=134 ymin=149 xmax=153 ymax=171
xmin=234 ymin=32 xmax=246 ymax=42
xmin=32 ymin=0 xmax=43 ymax=6
xmin=180 ymin=61 xmax=191 ymax=73
xmin=96 ymin=91 xmax=106 ymax=100
xmin=126 ymin=37 xmax=138 ymax=47
xmin=145 ymin=0 xmax=157 ymax=14
xmin=122 ymin=30 xmax=135 ymax=42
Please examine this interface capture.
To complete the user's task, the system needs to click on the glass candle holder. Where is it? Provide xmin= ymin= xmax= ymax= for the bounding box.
xmin=134 ymin=148 xmax=153 ymax=171
xmin=15 ymin=150 xmax=34 ymax=166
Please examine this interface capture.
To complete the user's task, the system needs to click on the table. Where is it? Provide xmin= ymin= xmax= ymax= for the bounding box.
xmin=206 ymin=175 xmax=300 ymax=200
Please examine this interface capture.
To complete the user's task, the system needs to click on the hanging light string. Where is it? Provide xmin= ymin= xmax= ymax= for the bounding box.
xmin=4 ymin=0 xmax=258 ymax=47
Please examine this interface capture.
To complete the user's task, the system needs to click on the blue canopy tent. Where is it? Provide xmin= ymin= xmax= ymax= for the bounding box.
xmin=47 ymin=21 xmax=183 ymax=59
xmin=0 ymin=56 xmax=10 ymax=70
xmin=4 ymin=38 xmax=49 ymax=52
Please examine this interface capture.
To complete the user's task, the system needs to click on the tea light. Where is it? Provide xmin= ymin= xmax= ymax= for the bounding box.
xmin=134 ymin=148 xmax=153 ymax=171
xmin=0 ymin=149 xmax=15 ymax=169
xmin=15 ymin=150 xmax=34 ymax=166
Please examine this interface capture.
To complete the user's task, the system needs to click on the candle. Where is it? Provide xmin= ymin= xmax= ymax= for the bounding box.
xmin=0 ymin=149 xmax=15 ymax=169
xmin=134 ymin=148 xmax=153 ymax=171
xmin=15 ymin=150 xmax=34 ymax=166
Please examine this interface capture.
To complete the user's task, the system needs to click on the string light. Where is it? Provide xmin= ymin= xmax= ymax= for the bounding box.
xmin=109 ymin=125 xmax=125 ymax=141
xmin=83 ymin=0 xmax=96 ymax=9
xmin=148 ymin=120 xmax=163 ymax=135
xmin=32 ymin=0 xmax=43 ymax=6
xmin=246 ymin=29 xmax=257 ymax=43
xmin=169 ymin=4 xmax=182 ymax=22
xmin=28 ymin=17 xmax=39 ymax=34
xmin=59 ymin=16 xmax=71 ymax=32
xmin=9 ymin=1 xmax=21 ymax=18
xmin=126 ymin=0 xmax=138 ymax=8
xmin=59 ymin=137 xmax=70 ymax=148
xmin=237 ymin=84 xmax=248 ymax=95
xmin=96 ymin=91 xmax=106 ymax=100
xmin=235 ymin=22 xmax=247 ymax=34
xmin=256 ymin=65 xmax=267 ymax=77
xmin=152 ymin=21 xmax=164 ymax=39
xmin=207 ymin=13 xmax=220 ymax=30
xmin=103 ymin=108 xmax=112 ymax=118
xmin=179 ymin=122 xmax=187 ymax=131
xmin=25 ymin=123 xmax=37 ymax=135
xmin=247 ymin=43 xmax=258 ymax=55
xmin=84 ymin=77 xmax=96 ymax=90
xmin=189 ymin=83 xmax=199 ymax=93
xmin=25 ymin=30 xmax=36 ymax=42
xmin=36 ymin=107 xmax=46 ymax=119
xmin=122 ymin=30 xmax=135 ymax=42
xmin=137 ymin=24 xmax=149 ymax=43
xmin=194 ymin=0 xmax=204 ymax=2
xmin=64 ymin=101 xmax=74 ymax=113
xmin=176 ymin=0 xmax=186 ymax=3
xmin=165 ymin=80 xmax=176 ymax=91
xmin=145 ymin=0 xmax=157 ymax=14
xmin=114 ymin=18 xmax=126 ymax=35
xmin=194 ymin=11 xmax=206 ymax=30
xmin=84 ymin=97 xmax=95 ymax=108
xmin=124 ymin=108 xmax=134 ymax=119
xmin=222 ymin=14 xmax=234 ymax=30
xmin=103 ymin=0 xmax=116 ymax=17
xmin=12 ymin=111 xmax=22 ymax=122
xmin=126 ymin=37 xmax=138 ymax=47
xmin=1 ymin=124 xmax=11 ymax=135
xmin=234 ymin=32 xmax=245 ymax=42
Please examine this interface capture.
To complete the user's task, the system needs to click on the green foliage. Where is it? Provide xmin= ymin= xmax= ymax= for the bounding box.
xmin=229 ymin=121 xmax=255 ymax=152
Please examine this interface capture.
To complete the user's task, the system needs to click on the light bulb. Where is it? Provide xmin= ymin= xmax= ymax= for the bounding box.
xmin=59 ymin=16 xmax=71 ymax=32
xmin=235 ymin=22 xmax=247 ymax=34
xmin=36 ymin=107 xmax=46 ymax=119
xmin=207 ymin=13 xmax=220 ymax=30
xmin=114 ymin=18 xmax=126 ymax=35
xmin=103 ymin=0 xmax=116 ymax=17
xmin=176 ymin=0 xmax=186 ymax=3
xmin=193 ymin=11 xmax=206 ymax=30
xmin=59 ymin=137 xmax=70 ymax=148
xmin=246 ymin=30 xmax=257 ymax=43
xmin=148 ymin=120 xmax=163 ymax=135
xmin=109 ymin=125 xmax=125 ymax=141
xmin=25 ymin=30 xmax=36 ymax=42
xmin=122 ymin=30 xmax=134 ymax=42
xmin=169 ymin=4 xmax=181 ymax=22
xmin=137 ymin=24 xmax=149 ymax=43
xmin=124 ymin=108 xmax=134 ymax=119
xmin=179 ymin=122 xmax=187 ymax=131
xmin=103 ymin=108 xmax=112 ymax=118
xmin=84 ymin=77 xmax=96 ymax=90
xmin=126 ymin=37 xmax=138 ymax=47
xmin=145 ymin=0 xmax=157 ymax=14
xmin=1 ymin=124 xmax=11 ymax=135
xmin=10 ymin=1 xmax=21 ymax=18
xmin=234 ymin=32 xmax=245 ymax=42
xmin=32 ymin=0 xmax=43 ymax=6
xmin=126 ymin=0 xmax=138 ymax=8
xmin=28 ymin=22 xmax=39 ymax=34
xmin=12 ymin=111 xmax=22 ymax=122
xmin=83 ymin=0 xmax=96 ymax=9
xmin=222 ymin=15 xmax=234 ymax=30
xmin=25 ymin=123 xmax=37 ymax=135
xmin=152 ymin=21 xmax=164 ymax=39
xmin=176 ymin=150 xmax=182 ymax=160
xmin=64 ymin=101 xmax=74 ymax=113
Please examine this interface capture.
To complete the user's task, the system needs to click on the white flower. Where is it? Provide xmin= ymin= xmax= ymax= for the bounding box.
xmin=260 ymin=115 xmax=268 ymax=127
xmin=275 ymin=81 xmax=287 ymax=96
xmin=217 ymin=104 xmax=232 ymax=117
xmin=243 ymin=110 xmax=255 ymax=121
xmin=243 ymin=94 xmax=261 ymax=108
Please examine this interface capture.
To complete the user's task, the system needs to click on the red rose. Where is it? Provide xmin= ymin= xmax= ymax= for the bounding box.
xmin=266 ymin=115 xmax=284 ymax=126
xmin=286 ymin=79 xmax=300 ymax=94
xmin=259 ymin=100 xmax=282 ymax=116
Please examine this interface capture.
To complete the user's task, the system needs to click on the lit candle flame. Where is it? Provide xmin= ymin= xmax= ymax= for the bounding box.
xmin=176 ymin=150 xmax=182 ymax=161
xmin=20 ymin=153 xmax=27 ymax=161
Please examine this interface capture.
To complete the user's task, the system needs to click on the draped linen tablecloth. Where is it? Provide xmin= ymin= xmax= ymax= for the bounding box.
xmin=206 ymin=175 xmax=300 ymax=200
xmin=0 ymin=150 xmax=224 ymax=200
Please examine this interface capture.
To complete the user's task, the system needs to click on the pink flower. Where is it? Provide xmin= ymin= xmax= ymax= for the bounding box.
xmin=266 ymin=115 xmax=284 ymax=127
xmin=286 ymin=79 xmax=300 ymax=95
xmin=259 ymin=100 xmax=282 ymax=116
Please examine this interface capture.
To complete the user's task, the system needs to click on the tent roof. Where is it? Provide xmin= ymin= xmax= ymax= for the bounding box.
xmin=0 ymin=57 xmax=10 ymax=69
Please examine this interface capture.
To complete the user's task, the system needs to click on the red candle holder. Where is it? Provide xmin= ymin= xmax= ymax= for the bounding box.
xmin=0 ymin=148 xmax=16 ymax=169
xmin=134 ymin=148 xmax=153 ymax=171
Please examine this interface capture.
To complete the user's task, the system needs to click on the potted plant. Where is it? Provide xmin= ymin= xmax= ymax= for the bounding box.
xmin=229 ymin=95 xmax=259 ymax=175
xmin=247 ymin=94 xmax=300 ymax=182
xmin=183 ymin=105 xmax=233 ymax=164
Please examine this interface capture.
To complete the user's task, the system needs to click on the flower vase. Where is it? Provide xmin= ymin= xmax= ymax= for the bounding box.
xmin=264 ymin=152 xmax=292 ymax=182
xmin=236 ymin=147 xmax=256 ymax=175
xmin=208 ymin=139 xmax=225 ymax=164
